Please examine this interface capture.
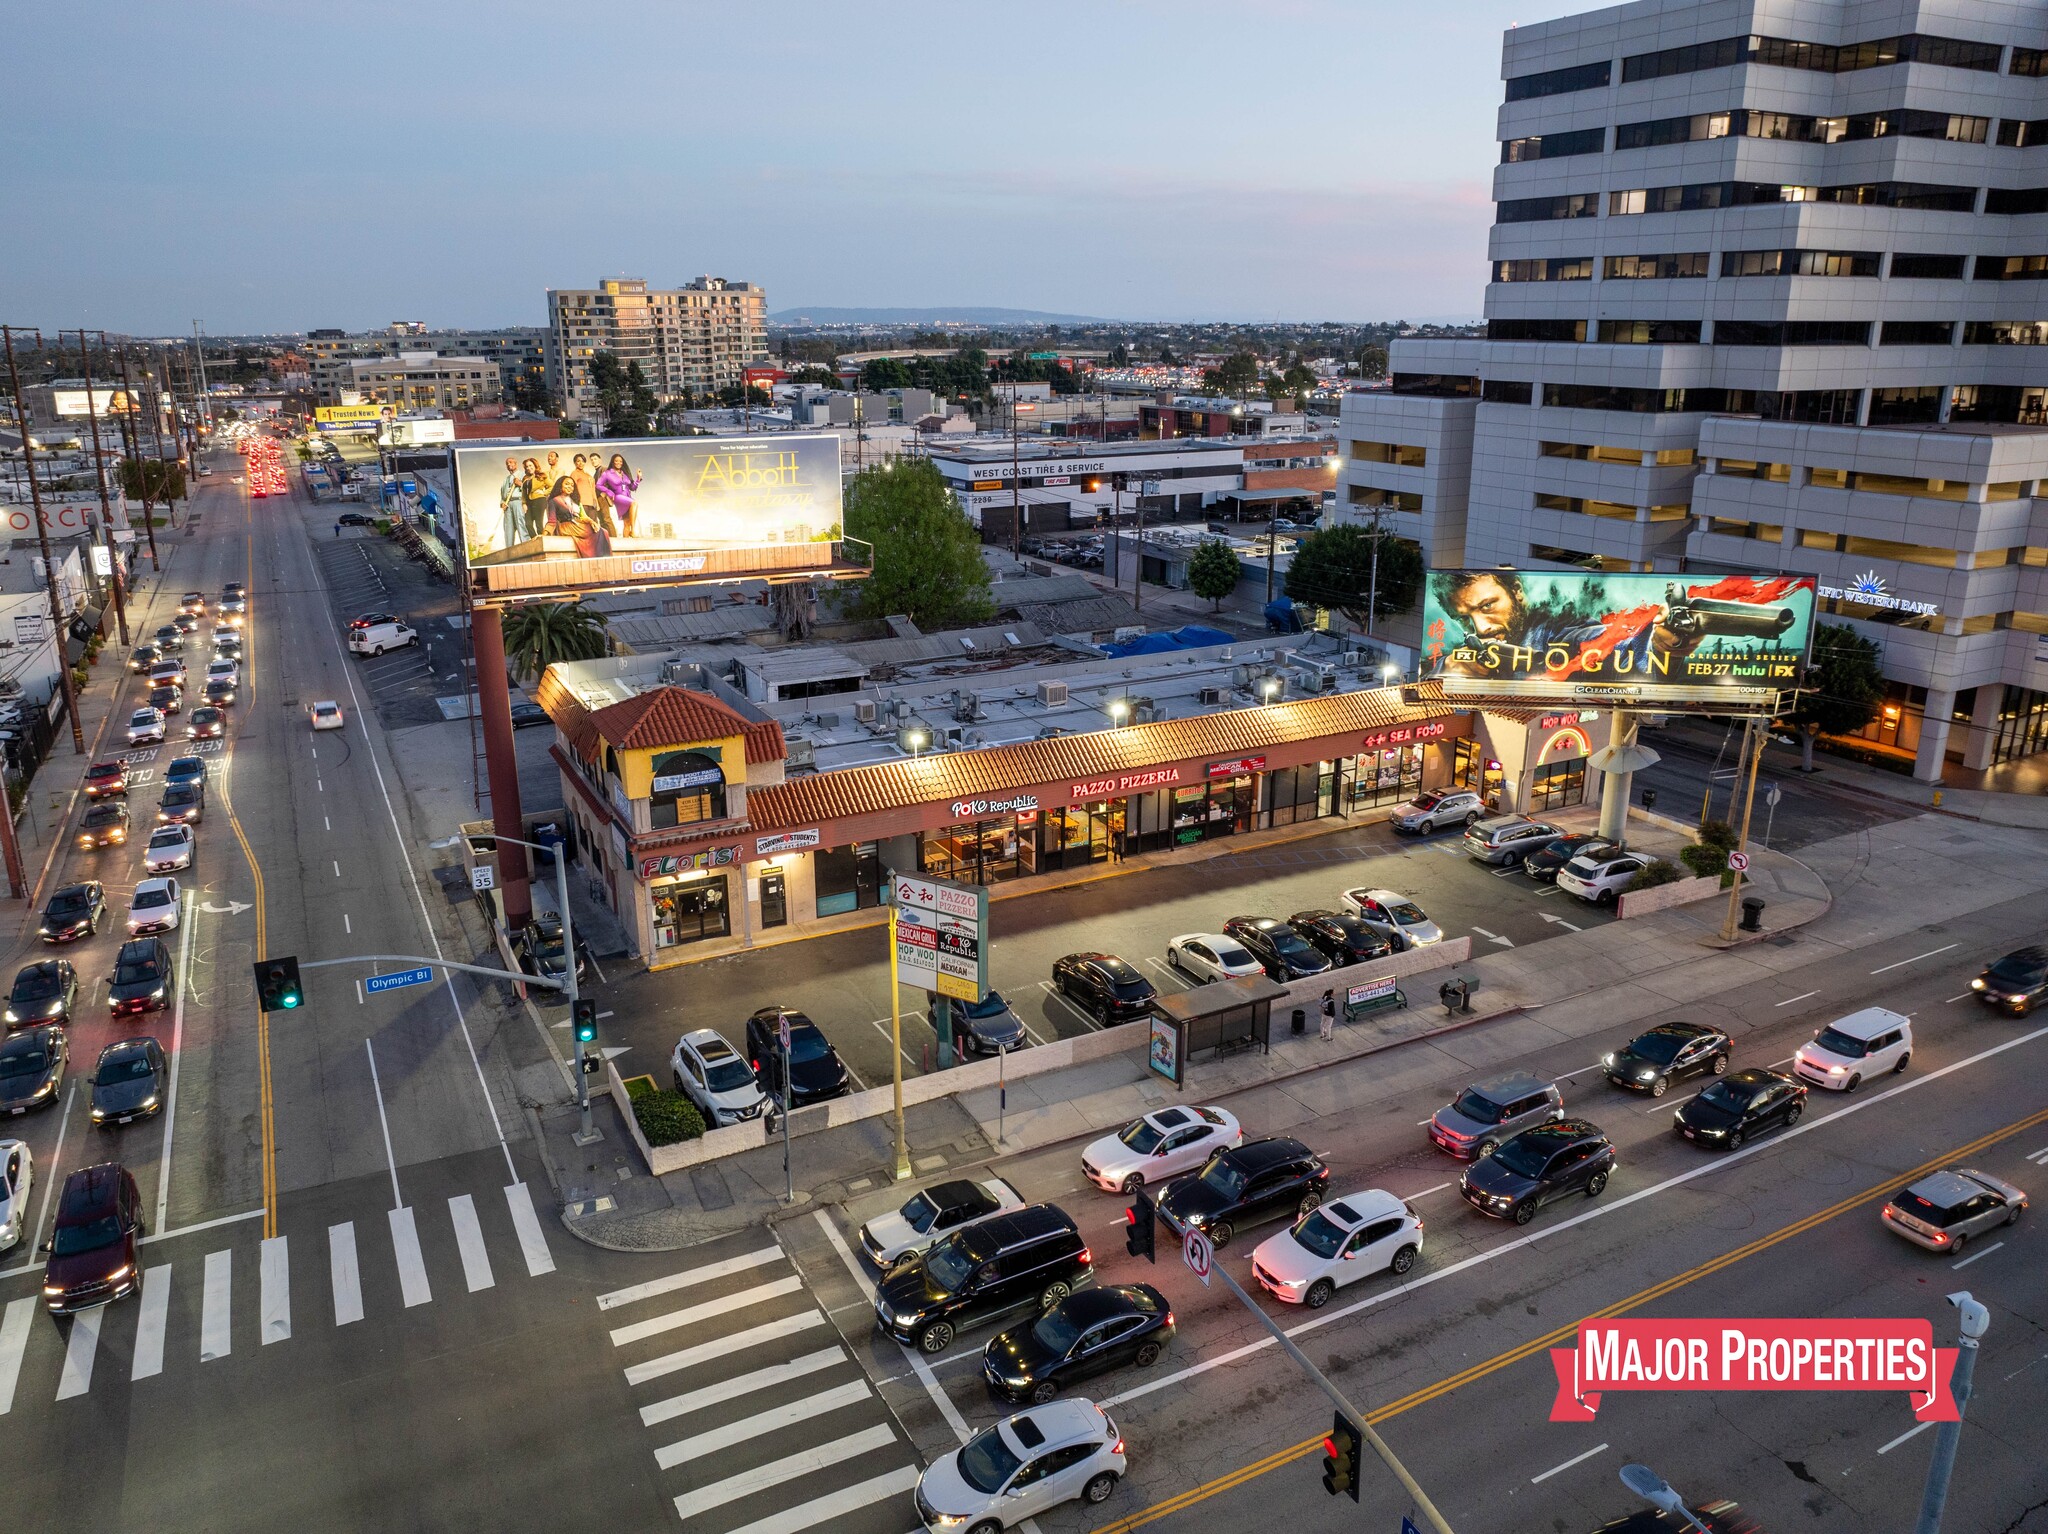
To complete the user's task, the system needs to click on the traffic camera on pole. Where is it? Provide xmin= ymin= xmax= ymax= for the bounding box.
xmin=254 ymin=956 xmax=303 ymax=1012
xmin=1124 ymin=1190 xmax=1156 ymax=1263
xmin=1321 ymin=1411 xmax=1362 ymax=1501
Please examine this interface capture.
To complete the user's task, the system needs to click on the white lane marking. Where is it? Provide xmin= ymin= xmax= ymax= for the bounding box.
xmin=867 ymin=1015 xmax=915 ymax=1070
xmin=329 ymin=1222 xmax=363 ymax=1326
xmin=1531 ymin=1442 xmax=1609 ymax=1484
xmin=504 ymin=1182 xmax=555 ymax=1277
xmin=154 ymin=889 xmax=197 ymax=1232
xmin=1102 ymin=1014 xmax=2048 ymax=1412
xmin=260 ymin=1236 xmax=291 ymax=1344
xmin=609 ymin=1275 xmax=802 ymax=1349
xmin=652 ymin=1378 xmax=871 ymax=1469
xmin=1879 ymin=1420 xmax=1937 ymax=1454
xmin=1871 ymin=943 xmax=1958 ymax=975
xmin=132 ymin=1266 xmax=171 ymax=1379
xmin=597 ymin=1246 xmax=781 ymax=1311
xmin=355 ymin=979 xmax=362 ymax=1006
xmin=1471 ymin=926 xmax=1514 ymax=947
xmin=324 ymin=816 xmax=330 ymax=831
xmin=1946 ymin=993 xmax=1974 ymax=1003
xmin=1775 ymin=990 xmax=1819 ymax=1008
xmin=54 ymin=1306 xmax=102 ymax=1399
xmin=316 ymin=780 xmax=322 ymax=792
xmin=680 ymin=1422 xmax=897 ymax=1517
xmin=625 ymin=1311 xmax=828 ymax=1389
xmin=388 ymin=1207 xmax=432 ymax=1307
xmin=343 ymin=913 xmax=351 ymax=934
xmin=144 ymin=1207 xmax=265 ymax=1245
xmin=27 ymin=1085 xmax=77 ymax=1258
xmin=1036 ymin=978 xmax=1104 ymax=1031
xmin=1951 ymin=1241 xmax=2004 ymax=1270
xmin=2027 ymin=1145 xmax=2048 ymax=1165
xmin=332 ymin=860 xmax=340 ymax=878
xmin=363 ymin=1038 xmax=402 ymax=1208
xmin=843 ymin=1061 xmax=868 ymax=1092
xmin=707 ymin=1465 xmax=923 ymax=1534
xmin=0 ymin=1296 xmax=35 ymax=1413
xmin=1404 ymin=1182 xmax=1453 ymax=1198
xmin=639 ymin=1346 xmax=846 ymax=1428
xmin=200 ymin=1248 xmax=233 ymax=1362
xmin=448 ymin=1194 xmax=494 ymax=1293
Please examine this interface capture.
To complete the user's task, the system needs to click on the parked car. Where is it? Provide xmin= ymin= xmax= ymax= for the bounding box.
xmin=108 ymin=937 xmax=174 ymax=1016
xmin=1460 ymin=1119 xmax=1615 ymax=1224
xmin=77 ymin=801 xmax=132 ymax=849
xmin=1429 ymin=1071 xmax=1565 ymax=1160
xmin=669 ymin=1028 xmax=769 ymax=1127
xmin=1793 ymin=1007 xmax=1912 ymax=1092
xmin=743 ymin=1006 xmax=850 ymax=1108
xmin=143 ymin=824 xmax=196 ymax=874
xmin=1880 ymin=1167 xmax=2027 ymax=1255
xmin=1156 ymin=1136 xmax=1328 ymax=1249
xmin=88 ymin=1037 xmax=167 ymax=1127
xmin=509 ymin=701 xmax=550 ymax=729
xmin=1389 ymin=789 xmax=1485 ymax=835
xmin=349 ymin=621 xmax=417 ymax=656
xmin=1556 ymin=846 xmax=1654 ymax=905
xmin=1251 ymin=1187 xmax=1423 ymax=1308
xmin=982 ymin=1284 xmax=1173 ymax=1403
xmin=83 ymin=761 xmax=128 ymax=799
xmin=1164 ymin=934 xmax=1264 ymax=984
xmin=1523 ymin=832 xmax=1610 ymax=882
xmin=0 ymin=1024 xmax=67 ymax=1115
xmin=6 ymin=961 xmax=78 ymax=1028
xmin=126 ymin=877 xmax=181 ymax=935
xmin=1051 ymin=953 xmax=1157 ymax=1024
xmin=873 ymin=1203 xmax=1094 ymax=1355
xmin=1464 ymin=815 xmax=1563 ymax=866
xmin=913 ymin=1399 xmax=1125 ymax=1528
xmin=1675 ymin=1069 xmax=1806 ymax=1150
xmin=932 ymin=990 xmax=1028 ymax=1057
xmin=515 ymin=915 xmax=585 ymax=985
xmin=336 ymin=511 xmax=375 ymax=527
xmin=0 ymin=1140 xmax=30 ymax=1251
xmin=1603 ymin=1021 xmax=1732 ymax=1097
xmin=1340 ymin=888 xmax=1444 ymax=947
xmin=1286 ymin=910 xmax=1396 ymax=967
xmin=1970 ymin=946 xmax=2048 ymax=1015
xmin=1080 ymin=1105 xmax=1242 ymax=1194
xmin=1223 ymin=916 xmax=1333 ymax=981
xmin=40 ymin=1162 xmax=144 ymax=1313
xmin=38 ymin=882 xmax=106 ymax=943
xmin=860 ymin=1176 xmax=1026 ymax=1268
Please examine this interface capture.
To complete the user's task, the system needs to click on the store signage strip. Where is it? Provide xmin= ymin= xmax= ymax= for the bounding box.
xmin=1068 ymin=767 xmax=1182 ymax=799
xmin=1205 ymin=755 xmax=1266 ymax=779
xmin=950 ymin=793 xmax=1039 ymax=819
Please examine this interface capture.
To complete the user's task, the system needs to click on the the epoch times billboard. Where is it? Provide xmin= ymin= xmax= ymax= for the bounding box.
xmin=1421 ymin=570 xmax=1817 ymax=705
xmin=451 ymin=433 xmax=845 ymax=576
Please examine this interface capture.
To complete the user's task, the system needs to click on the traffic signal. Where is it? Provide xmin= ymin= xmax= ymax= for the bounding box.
xmin=1321 ymin=1412 xmax=1362 ymax=1501
xmin=573 ymin=998 xmax=598 ymax=1045
xmin=254 ymin=956 xmax=303 ymax=1013
xmin=1124 ymin=1190 xmax=1156 ymax=1263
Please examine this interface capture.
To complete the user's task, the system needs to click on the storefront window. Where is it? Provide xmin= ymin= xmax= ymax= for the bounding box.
xmin=648 ymin=749 xmax=727 ymax=829
xmin=651 ymin=874 xmax=730 ymax=947
xmin=1169 ymin=778 xmax=1250 ymax=844
xmin=1346 ymin=747 xmax=1424 ymax=810
xmin=922 ymin=819 xmax=1023 ymax=884
xmin=1265 ymin=763 xmax=1341 ymax=828
xmin=1451 ymin=738 xmax=1482 ymax=788
xmin=1529 ymin=758 xmax=1587 ymax=810
xmin=815 ymin=842 xmax=882 ymax=916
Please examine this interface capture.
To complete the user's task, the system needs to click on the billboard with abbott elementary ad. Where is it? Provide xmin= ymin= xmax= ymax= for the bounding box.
xmin=1421 ymin=569 xmax=1816 ymax=706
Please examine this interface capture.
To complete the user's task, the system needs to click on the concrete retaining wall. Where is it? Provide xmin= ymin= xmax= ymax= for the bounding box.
xmin=1616 ymin=875 xmax=1719 ymax=919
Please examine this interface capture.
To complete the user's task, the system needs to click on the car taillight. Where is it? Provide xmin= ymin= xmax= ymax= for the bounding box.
xmin=1077 ymin=1247 xmax=1091 ymax=1264
xmin=1931 ymin=1230 xmax=1949 ymax=1245
xmin=1164 ymin=1312 xmax=1174 ymax=1327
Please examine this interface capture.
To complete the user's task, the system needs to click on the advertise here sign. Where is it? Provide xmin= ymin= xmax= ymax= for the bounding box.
xmin=891 ymin=873 xmax=986 ymax=1002
xmin=651 ymin=766 xmax=723 ymax=794
xmin=1549 ymin=1318 xmax=1958 ymax=1423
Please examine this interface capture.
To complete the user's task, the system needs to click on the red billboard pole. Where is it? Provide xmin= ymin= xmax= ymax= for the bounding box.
xmin=470 ymin=605 xmax=532 ymax=929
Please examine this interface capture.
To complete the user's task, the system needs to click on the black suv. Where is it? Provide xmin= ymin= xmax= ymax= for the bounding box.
xmin=1156 ymin=1136 xmax=1328 ymax=1249
xmin=1222 ymin=917 xmax=1332 ymax=981
xmin=1051 ymin=954 xmax=1156 ymax=1024
xmin=1972 ymin=946 xmax=2048 ymax=1015
xmin=874 ymin=1203 xmax=1095 ymax=1355
xmin=1460 ymin=1119 xmax=1614 ymax=1225
xmin=108 ymin=937 xmax=174 ymax=1016
xmin=743 ymin=1006 xmax=850 ymax=1108
xmin=1286 ymin=910 xmax=1395 ymax=968
xmin=1523 ymin=833 xmax=1608 ymax=882
xmin=1603 ymin=1021 xmax=1731 ymax=1097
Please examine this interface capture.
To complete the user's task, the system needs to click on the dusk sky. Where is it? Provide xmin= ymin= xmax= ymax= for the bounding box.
xmin=4 ymin=0 xmax=1584 ymax=335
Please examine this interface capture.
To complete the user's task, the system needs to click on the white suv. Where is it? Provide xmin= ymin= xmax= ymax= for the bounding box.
xmin=1251 ymin=1187 xmax=1423 ymax=1308
xmin=1794 ymin=1007 xmax=1912 ymax=1092
xmin=915 ymin=1399 xmax=1125 ymax=1531
xmin=670 ymin=1028 xmax=768 ymax=1126
xmin=1556 ymin=846 xmax=1653 ymax=905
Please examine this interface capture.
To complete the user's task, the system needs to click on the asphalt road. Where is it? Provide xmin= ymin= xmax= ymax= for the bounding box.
xmin=1636 ymin=719 xmax=1916 ymax=852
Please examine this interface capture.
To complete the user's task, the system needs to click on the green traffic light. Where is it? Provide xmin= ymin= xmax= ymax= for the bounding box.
xmin=281 ymin=994 xmax=300 ymax=1008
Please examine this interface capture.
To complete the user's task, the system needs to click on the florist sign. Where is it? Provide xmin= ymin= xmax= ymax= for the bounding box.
xmin=639 ymin=846 xmax=742 ymax=881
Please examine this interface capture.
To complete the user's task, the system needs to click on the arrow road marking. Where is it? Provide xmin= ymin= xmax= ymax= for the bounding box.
xmin=1539 ymin=912 xmax=1582 ymax=933
xmin=1470 ymin=927 xmax=1514 ymax=948
xmin=199 ymin=900 xmax=252 ymax=916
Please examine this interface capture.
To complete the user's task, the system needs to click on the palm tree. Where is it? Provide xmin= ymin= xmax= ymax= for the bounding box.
xmin=502 ymin=602 xmax=608 ymax=682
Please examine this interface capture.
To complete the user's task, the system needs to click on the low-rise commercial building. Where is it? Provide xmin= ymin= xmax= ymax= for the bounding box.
xmin=341 ymin=353 xmax=502 ymax=412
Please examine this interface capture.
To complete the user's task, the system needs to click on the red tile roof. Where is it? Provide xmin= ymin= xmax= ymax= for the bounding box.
xmin=536 ymin=679 xmax=785 ymax=764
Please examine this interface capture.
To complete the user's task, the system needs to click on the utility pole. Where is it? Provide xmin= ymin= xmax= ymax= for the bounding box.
xmin=1718 ymin=714 xmax=1766 ymax=942
xmin=70 ymin=331 xmax=130 ymax=646
xmin=144 ymin=350 xmax=180 ymax=530
xmin=191 ymin=322 xmax=212 ymax=430
xmin=1008 ymin=382 xmax=1022 ymax=556
xmin=1 ymin=327 xmax=87 ymax=755
xmin=114 ymin=346 xmax=162 ymax=571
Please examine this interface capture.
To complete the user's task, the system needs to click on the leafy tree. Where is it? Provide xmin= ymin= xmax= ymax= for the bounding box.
xmin=589 ymin=351 xmax=656 ymax=436
xmin=1213 ymin=352 xmax=1260 ymax=397
xmin=1157 ymin=345 xmax=1177 ymax=365
xmin=1786 ymin=622 xmax=1884 ymax=770
xmin=1357 ymin=344 xmax=1389 ymax=380
xmin=1283 ymin=521 xmax=1422 ymax=628
xmin=1107 ymin=342 xmax=1130 ymax=368
xmin=789 ymin=365 xmax=840 ymax=387
xmin=1187 ymin=539 xmax=1241 ymax=611
xmin=120 ymin=458 xmax=184 ymax=504
xmin=843 ymin=459 xmax=993 ymax=630
xmin=861 ymin=358 xmax=913 ymax=391
xmin=502 ymin=602 xmax=609 ymax=682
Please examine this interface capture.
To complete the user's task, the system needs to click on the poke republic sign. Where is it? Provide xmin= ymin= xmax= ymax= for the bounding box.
xmin=1549 ymin=1317 xmax=1959 ymax=1423
xmin=1422 ymin=570 xmax=1816 ymax=707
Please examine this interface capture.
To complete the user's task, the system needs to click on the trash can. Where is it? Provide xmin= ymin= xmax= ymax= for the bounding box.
xmin=1438 ymin=978 xmax=1472 ymax=1016
xmin=1740 ymin=896 xmax=1766 ymax=933
xmin=1291 ymin=1007 xmax=1306 ymax=1037
xmin=1640 ymin=788 xmax=1658 ymax=810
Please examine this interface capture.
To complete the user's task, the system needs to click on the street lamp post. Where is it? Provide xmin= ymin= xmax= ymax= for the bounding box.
xmin=1915 ymin=1291 xmax=1990 ymax=1534
xmin=1617 ymin=1464 xmax=1714 ymax=1534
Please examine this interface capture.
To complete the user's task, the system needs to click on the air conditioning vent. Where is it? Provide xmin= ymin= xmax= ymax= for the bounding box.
xmin=853 ymin=699 xmax=877 ymax=724
xmin=1197 ymin=686 xmax=1225 ymax=706
xmin=1341 ymin=650 xmax=1363 ymax=668
xmin=1036 ymin=680 xmax=1069 ymax=707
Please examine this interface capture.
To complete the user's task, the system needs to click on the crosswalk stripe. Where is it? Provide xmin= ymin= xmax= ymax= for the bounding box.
xmin=201 ymin=1249 xmax=233 ymax=1362
xmin=448 ymin=1195 xmax=494 ymax=1293
xmin=676 ymin=1422 xmax=898 ymax=1518
xmin=0 ymin=1296 xmax=35 ymax=1413
xmin=329 ymin=1222 xmax=363 ymax=1326
xmin=713 ymin=1464 xmax=923 ymax=1534
xmin=388 ymin=1207 xmax=431 ymax=1307
xmin=260 ymin=1236 xmax=291 ymax=1345
xmin=596 ymin=1245 xmax=780 ymax=1311
xmin=133 ymin=1265 xmax=172 ymax=1378
xmin=55 ymin=1306 xmax=102 ymax=1399
xmin=503 ymin=1182 xmax=555 ymax=1277
xmin=624 ymin=1310 xmax=828 ymax=1389
xmin=640 ymin=1346 xmax=846 ymax=1428
xmin=652 ymin=1378 xmax=871 ymax=1470
xmin=609 ymin=1275 xmax=802 ymax=1349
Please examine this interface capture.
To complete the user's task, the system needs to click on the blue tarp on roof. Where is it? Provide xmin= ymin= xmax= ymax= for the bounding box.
xmin=1097 ymin=624 xmax=1239 ymax=659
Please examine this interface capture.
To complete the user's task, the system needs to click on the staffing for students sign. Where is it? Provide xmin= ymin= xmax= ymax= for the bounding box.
xmin=888 ymin=873 xmax=988 ymax=1002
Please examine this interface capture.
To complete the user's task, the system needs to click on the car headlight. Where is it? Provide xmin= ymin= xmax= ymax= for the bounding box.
xmin=1970 ymin=978 xmax=1986 ymax=991
xmin=150 ymin=986 xmax=165 ymax=1000
xmin=43 ymin=1284 xmax=64 ymax=1296
xmin=105 ymin=1264 xmax=131 ymax=1282
xmin=1 ymin=1010 xmax=14 ymax=1024
xmin=140 ymin=1095 xmax=158 ymax=1110
xmin=1828 ymin=1065 xmax=1845 ymax=1075
xmin=91 ymin=1106 xmax=107 ymax=1120
xmin=925 ymin=1513 xmax=970 ymax=1530
xmin=34 ymin=1079 xmax=55 ymax=1098
xmin=1187 ymin=1212 xmax=1207 ymax=1226
xmin=1602 ymin=1053 xmax=1615 ymax=1067
xmin=1696 ymin=1126 xmax=1725 ymax=1137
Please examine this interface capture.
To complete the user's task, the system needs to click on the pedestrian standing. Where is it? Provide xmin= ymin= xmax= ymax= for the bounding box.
xmin=1319 ymin=989 xmax=1336 ymax=1041
xmin=334 ymin=521 xmax=342 ymax=538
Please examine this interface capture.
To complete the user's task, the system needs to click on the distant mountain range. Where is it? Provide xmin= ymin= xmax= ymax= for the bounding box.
xmin=768 ymin=306 xmax=1112 ymax=327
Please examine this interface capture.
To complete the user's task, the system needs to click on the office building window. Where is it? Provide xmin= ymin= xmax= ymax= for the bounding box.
xmin=1543 ymin=383 xmax=1733 ymax=412
xmin=1963 ymin=320 xmax=2048 ymax=345
xmin=1714 ymin=320 xmax=1871 ymax=345
xmin=1721 ymin=249 xmax=1880 ymax=277
xmin=1818 ymin=183 xmax=1978 ymax=211
xmin=2016 ymin=47 xmax=2048 ymax=76
xmin=1392 ymin=374 xmax=1479 ymax=397
xmin=1505 ymin=59 xmax=1611 ymax=100
xmin=1950 ymin=384 xmax=2048 ymax=424
xmin=1987 ymin=187 xmax=2048 ymax=215
xmin=1501 ymin=128 xmax=1606 ymax=162
xmin=1603 ymin=252 xmax=1710 ymax=279
xmin=1714 ymin=459 xmax=1792 ymax=481
xmin=1499 ymin=193 xmax=1601 ymax=223
xmin=1494 ymin=257 xmax=1595 ymax=282
xmin=1879 ymin=321 xmax=1956 ymax=345
xmin=1350 ymin=441 xmax=1428 ymax=466
xmin=1894 ymin=252 xmax=1969 ymax=279
xmin=1998 ymin=118 xmax=2048 ymax=147
xmin=1481 ymin=379 xmax=1535 ymax=405
xmin=1595 ymin=319 xmax=1703 ymax=343
xmin=1867 ymin=386 xmax=1945 ymax=424
xmin=1624 ymin=33 xmax=1999 ymax=81
xmin=1488 ymin=319 xmax=1587 ymax=342
xmin=1975 ymin=254 xmax=2048 ymax=280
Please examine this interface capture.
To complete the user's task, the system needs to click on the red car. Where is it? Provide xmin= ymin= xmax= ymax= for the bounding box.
xmin=83 ymin=762 xmax=128 ymax=798
xmin=41 ymin=1162 xmax=144 ymax=1313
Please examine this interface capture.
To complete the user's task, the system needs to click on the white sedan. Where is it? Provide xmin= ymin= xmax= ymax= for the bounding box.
xmin=1341 ymin=887 xmax=1444 ymax=947
xmin=309 ymin=700 xmax=345 ymax=732
xmin=0 ymin=1139 xmax=31 ymax=1251
xmin=857 ymin=1176 xmax=1025 ymax=1268
xmin=207 ymin=660 xmax=240 ymax=688
xmin=1081 ymin=1104 xmax=1242 ymax=1193
xmin=1250 ymin=1188 xmax=1423 ymax=1309
xmin=127 ymin=876 xmax=181 ymax=935
xmin=1165 ymin=933 xmax=1264 ymax=983
xmin=142 ymin=824 xmax=195 ymax=874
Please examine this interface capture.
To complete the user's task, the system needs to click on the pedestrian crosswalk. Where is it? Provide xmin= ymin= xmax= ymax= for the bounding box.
xmin=0 ymin=1181 xmax=554 ymax=1414
xmin=600 ymin=1240 xmax=923 ymax=1534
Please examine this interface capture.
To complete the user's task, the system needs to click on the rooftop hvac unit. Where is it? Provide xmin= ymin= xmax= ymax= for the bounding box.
xmin=813 ymin=711 xmax=840 ymax=728
xmin=784 ymin=738 xmax=816 ymax=769
xmin=1232 ymin=663 xmax=1263 ymax=692
xmin=1134 ymin=702 xmax=1161 ymax=725
xmin=1036 ymin=680 xmax=1069 ymax=707
xmin=1295 ymin=666 xmax=1337 ymax=694
xmin=1342 ymin=650 xmax=1364 ymax=668
xmin=1197 ymin=686 xmax=1225 ymax=706
xmin=853 ymin=698 xmax=878 ymax=724
xmin=1112 ymin=626 xmax=1145 ymax=642
xmin=945 ymin=726 xmax=966 ymax=746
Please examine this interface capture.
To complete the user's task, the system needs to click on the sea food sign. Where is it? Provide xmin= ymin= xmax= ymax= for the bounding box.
xmin=639 ymin=846 xmax=742 ymax=881
xmin=1360 ymin=721 xmax=1450 ymax=752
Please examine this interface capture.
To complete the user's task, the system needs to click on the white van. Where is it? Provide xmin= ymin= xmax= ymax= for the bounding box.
xmin=349 ymin=621 xmax=417 ymax=656
xmin=1793 ymin=1006 xmax=1912 ymax=1092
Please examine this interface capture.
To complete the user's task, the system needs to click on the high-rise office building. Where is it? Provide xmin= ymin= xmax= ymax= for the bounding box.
xmin=1341 ymin=0 xmax=2048 ymax=779
xmin=546 ymin=276 xmax=769 ymax=422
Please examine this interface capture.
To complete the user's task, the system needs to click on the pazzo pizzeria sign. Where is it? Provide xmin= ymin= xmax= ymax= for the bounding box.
xmin=1067 ymin=767 xmax=1183 ymax=800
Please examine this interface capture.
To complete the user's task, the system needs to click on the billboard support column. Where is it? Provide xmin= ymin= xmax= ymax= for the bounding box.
xmin=1591 ymin=709 xmax=1657 ymax=846
xmin=471 ymin=606 xmax=533 ymax=929
xmin=1719 ymin=716 xmax=1766 ymax=943
xmin=886 ymin=908 xmax=912 ymax=1183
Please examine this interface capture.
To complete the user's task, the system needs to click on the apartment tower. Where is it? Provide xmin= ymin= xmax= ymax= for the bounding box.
xmin=546 ymin=276 xmax=769 ymax=422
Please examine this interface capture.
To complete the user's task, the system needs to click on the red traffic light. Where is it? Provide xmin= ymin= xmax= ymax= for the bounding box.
xmin=1323 ymin=1438 xmax=1337 ymax=1457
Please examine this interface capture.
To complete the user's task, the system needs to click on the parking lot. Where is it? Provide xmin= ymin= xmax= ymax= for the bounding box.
xmin=310 ymin=526 xmax=465 ymax=728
